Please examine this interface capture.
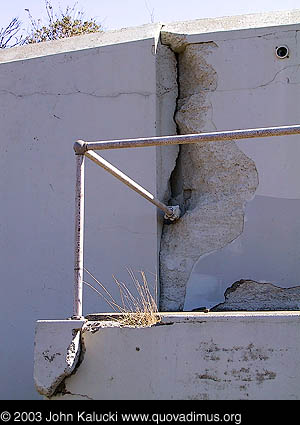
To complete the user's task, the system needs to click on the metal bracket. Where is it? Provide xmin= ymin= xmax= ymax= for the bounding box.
xmin=73 ymin=140 xmax=87 ymax=155
xmin=164 ymin=205 xmax=181 ymax=222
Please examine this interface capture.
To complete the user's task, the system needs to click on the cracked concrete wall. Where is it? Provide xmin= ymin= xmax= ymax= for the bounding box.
xmin=155 ymin=42 xmax=179 ymax=272
xmin=0 ymin=24 xmax=175 ymax=400
xmin=155 ymin=43 xmax=178 ymax=205
xmin=49 ymin=312 xmax=300 ymax=400
xmin=4 ymin=12 xmax=300 ymax=400
xmin=159 ymin=39 xmax=258 ymax=311
xmin=160 ymin=17 xmax=300 ymax=311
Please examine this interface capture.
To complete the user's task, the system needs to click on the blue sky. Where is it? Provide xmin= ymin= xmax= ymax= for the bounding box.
xmin=1 ymin=0 xmax=299 ymax=33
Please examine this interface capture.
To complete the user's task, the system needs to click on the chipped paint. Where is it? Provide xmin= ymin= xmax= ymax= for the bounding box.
xmin=159 ymin=39 xmax=258 ymax=311
xmin=47 ymin=312 xmax=300 ymax=400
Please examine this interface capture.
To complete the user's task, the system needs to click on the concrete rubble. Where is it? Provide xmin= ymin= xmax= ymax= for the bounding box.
xmin=211 ymin=280 xmax=300 ymax=311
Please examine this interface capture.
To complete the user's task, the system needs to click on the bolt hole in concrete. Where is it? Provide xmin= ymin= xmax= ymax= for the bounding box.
xmin=275 ymin=45 xmax=289 ymax=58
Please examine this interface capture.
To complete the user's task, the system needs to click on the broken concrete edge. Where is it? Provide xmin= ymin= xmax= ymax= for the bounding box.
xmin=34 ymin=320 xmax=86 ymax=398
xmin=159 ymin=26 xmax=260 ymax=311
xmin=34 ymin=312 xmax=300 ymax=397
xmin=211 ymin=280 xmax=300 ymax=312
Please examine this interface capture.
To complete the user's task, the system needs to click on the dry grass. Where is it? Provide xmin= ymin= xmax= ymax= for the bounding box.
xmin=83 ymin=267 xmax=161 ymax=327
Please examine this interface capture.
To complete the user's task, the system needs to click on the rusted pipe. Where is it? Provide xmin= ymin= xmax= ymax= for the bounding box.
xmin=73 ymin=124 xmax=300 ymax=153
xmin=85 ymin=150 xmax=180 ymax=221
xmin=73 ymin=153 xmax=85 ymax=319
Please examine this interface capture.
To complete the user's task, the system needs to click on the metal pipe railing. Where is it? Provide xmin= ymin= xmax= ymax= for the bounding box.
xmin=74 ymin=124 xmax=300 ymax=153
xmin=72 ymin=124 xmax=300 ymax=318
xmin=85 ymin=150 xmax=180 ymax=220
xmin=73 ymin=154 xmax=85 ymax=318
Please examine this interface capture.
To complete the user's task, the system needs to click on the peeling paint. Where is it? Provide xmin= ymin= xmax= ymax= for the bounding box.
xmin=159 ymin=39 xmax=258 ymax=311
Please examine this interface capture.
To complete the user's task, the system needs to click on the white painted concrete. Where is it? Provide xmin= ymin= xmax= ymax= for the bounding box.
xmin=50 ymin=312 xmax=300 ymax=400
xmin=3 ymin=9 xmax=300 ymax=400
xmin=0 ymin=26 xmax=176 ymax=399
xmin=0 ymin=23 xmax=162 ymax=63
xmin=161 ymin=10 xmax=300 ymax=48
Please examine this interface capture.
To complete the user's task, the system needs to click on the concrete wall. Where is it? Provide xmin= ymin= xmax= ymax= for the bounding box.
xmin=3 ymin=10 xmax=300 ymax=400
xmin=0 ymin=25 xmax=176 ymax=399
xmin=159 ymin=11 xmax=300 ymax=311
xmin=43 ymin=312 xmax=300 ymax=400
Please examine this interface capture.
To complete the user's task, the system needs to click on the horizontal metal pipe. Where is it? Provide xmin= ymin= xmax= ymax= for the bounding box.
xmin=85 ymin=150 xmax=175 ymax=217
xmin=77 ymin=125 xmax=300 ymax=152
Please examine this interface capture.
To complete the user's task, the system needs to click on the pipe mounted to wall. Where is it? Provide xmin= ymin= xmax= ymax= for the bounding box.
xmin=85 ymin=150 xmax=181 ymax=221
xmin=74 ymin=125 xmax=300 ymax=153
xmin=72 ymin=124 xmax=300 ymax=318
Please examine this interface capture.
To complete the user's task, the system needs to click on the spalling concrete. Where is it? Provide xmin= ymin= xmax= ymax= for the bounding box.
xmin=2 ymin=9 xmax=300 ymax=400
xmin=34 ymin=320 xmax=85 ymax=397
xmin=159 ymin=11 xmax=300 ymax=311
xmin=47 ymin=312 xmax=300 ymax=400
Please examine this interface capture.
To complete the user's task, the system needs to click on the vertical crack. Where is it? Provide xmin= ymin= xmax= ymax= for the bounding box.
xmin=168 ymin=51 xmax=185 ymax=214
xmin=159 ymin=37 xmax=258 ymax=311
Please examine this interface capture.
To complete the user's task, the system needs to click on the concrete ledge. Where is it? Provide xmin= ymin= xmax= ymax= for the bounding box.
xmin=45 ymin=312 xmax=300 ymax=400
xmin=86 ymin=310 xmax=300 ymax=323
xmin=161 ymin=10 xmax=300 ymax=52
xmin=3 ymin=9 xmax=300 ymax=63
xmin=0 ymin=23 xmax=162 ymax=64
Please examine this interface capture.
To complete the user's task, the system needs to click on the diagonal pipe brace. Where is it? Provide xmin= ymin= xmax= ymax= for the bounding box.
xmin=85 ymin=150 xmax=181 ymax=221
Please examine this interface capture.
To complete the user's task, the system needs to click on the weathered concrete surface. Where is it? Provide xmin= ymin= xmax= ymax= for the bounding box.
xmin=4 ymin=11 xmax=300 ymax=400
xmin=184 ymin=196 xmax=300 ymax=310
xmin=160 ymin=15 xmax=300 ymax=311
xmin=155 ymin=42 xmax=179 ymax=261
xmin=161 ymin=10 xmax=300 ymax=51
xmin=211 ymin=280 xmax=300 ymax=311
xmin=155 ymin=43 xmax=178 ymax=204
xmin=48 ymin=312 xmax=300 ymax=400
xmin=0 ymin=23 xmax=162 ymax=63
xmin=159 ymin=41 xmax=258 ymax=311
xmin=0 ymin=26 xmax=176 ymax=400
xmin=34 ymin=320 xmax=85 ymax=397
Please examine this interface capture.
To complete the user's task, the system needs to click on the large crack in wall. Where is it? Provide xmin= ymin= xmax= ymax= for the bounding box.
xmin=159 ymin=39 xmax=259 ymax=311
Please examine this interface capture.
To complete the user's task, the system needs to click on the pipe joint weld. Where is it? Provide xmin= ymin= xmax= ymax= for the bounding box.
xmin=73 ymin=140 xmax=87 ymax=155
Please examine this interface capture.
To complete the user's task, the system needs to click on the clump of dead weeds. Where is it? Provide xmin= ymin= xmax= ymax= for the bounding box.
xmin=83 ymin=268 xmax=161 ymax=327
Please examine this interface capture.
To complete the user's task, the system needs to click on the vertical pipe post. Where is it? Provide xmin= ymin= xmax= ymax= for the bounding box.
xmin=73 ymin=153 xmax=85 ymax=319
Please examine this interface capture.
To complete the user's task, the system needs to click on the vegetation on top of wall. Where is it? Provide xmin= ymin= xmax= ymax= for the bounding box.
xmin=0 ymin=0 xmax=102 ymax=49
xmin=84 ymin=267 xmax=161 ymax=328
xmin=0 ymin=17 xmax=24 ymax=48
